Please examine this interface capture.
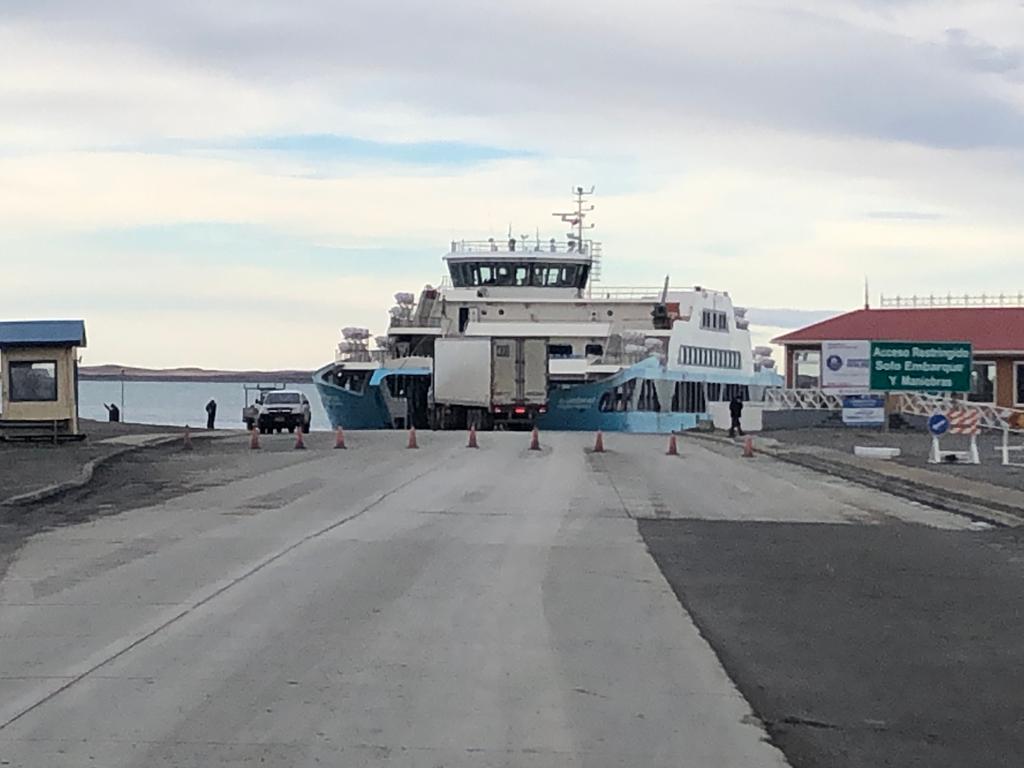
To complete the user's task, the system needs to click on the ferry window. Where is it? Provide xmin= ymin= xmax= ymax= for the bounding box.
xmin=479 ymin=265 xmax=497 ymax=285
xmin=671 ymin=381 xmax=706 ymax=413
xmin=585 ymin=343 xmax=603 ymax=357
xmin=449 ymin=263 xmax=465 ymax=287
xmin=514 ymin=266 xmax=529 ymax=286
xmin=637 ymin=380 xmax=660 ymax=411
xmin=495 ymin=266 xmax=514 ymax=286
xmin=577 ymin=264 xmax=590 ymax=288
xmin=701 ymin=309 xmax=728 ymax=331
xmin=707 ymin=382 xmax=722 ymax=401
xmin=9 ymin=360 xmax=57 ymax=402
xmin=548 ymin=344 xmax=574 ymax=358
xmin=558 ymin=265 xmax=578 ymax=287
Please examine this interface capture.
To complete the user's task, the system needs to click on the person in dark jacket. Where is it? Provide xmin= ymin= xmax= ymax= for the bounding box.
xmin=205 ymin=399 xmax=217 ymax=430
xmin=103 ymin=403 xmax=120 ymax=423
xmin=728 ymin=394 xmax=744 ymax=438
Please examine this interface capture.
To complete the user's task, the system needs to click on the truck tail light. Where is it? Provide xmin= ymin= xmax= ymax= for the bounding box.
xmin=514 ymin=407 xmax=527 ymax=414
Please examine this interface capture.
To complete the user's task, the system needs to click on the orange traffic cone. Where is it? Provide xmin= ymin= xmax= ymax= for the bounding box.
xmin=666 ymin=434 xmax=678 ymax=456
xmin=294 ymin=426 xmax=306 ymax=450
xmin=407 ymin=427 xmax=418 ymax=449
xmin=743 ymin=436 xmax=754 ymax=458
xmin=467 ymin=425 xmax=478 ymax=448
xmin=334 ymin=426 xmax=347 ymax=449
xmin=250 ymin=424 xmax=261 ymax=450
xmin=182 ymin=425 xmax=193 ymax=451
xmin=593 ymin=431 xmax=605 ymax=453
xmin=529 ymin=427 xmax=541 ymax=451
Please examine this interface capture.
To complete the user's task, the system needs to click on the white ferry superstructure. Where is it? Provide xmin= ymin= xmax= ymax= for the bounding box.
xmin=314 ymin=188 xmax=783 ymax=432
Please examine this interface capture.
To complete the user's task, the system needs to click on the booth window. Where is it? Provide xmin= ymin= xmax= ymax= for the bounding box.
xmin=1016 ymin=362 xmax=1024 ymax=406
xmin=9 ymin=360 xmax=58 ymax=402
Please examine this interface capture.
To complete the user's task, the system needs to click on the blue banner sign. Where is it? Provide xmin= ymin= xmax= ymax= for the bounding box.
xmin=842 ymin=394 xmax=885 ymax=427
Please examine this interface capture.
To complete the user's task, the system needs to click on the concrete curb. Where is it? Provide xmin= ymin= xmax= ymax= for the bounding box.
xmin=0 ymin=432 xmax=232 ymax=508
xmin=685 ymin=431 xmax=1023 ymax=529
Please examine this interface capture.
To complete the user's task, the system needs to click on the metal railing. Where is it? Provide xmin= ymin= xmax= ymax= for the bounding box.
xmin=764 ymin=388 xmax=1024 ymax=433
xmin=764 ymin=389 xmax=845 ymax=411
xmin=450 ymin=239 xmax=597 ymax=255
xmin=588 ymin=286 xmax=698 ymax=300
xmin=896 ymin=392 xmax=1024 ymax=433
xmin=389 ymin=316 xmax=443 ymax=328
xmin=880 ymin=292 xmax=1024 ymax=308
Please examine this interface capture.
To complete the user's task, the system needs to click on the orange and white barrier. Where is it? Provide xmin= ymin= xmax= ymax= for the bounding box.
xmin=929 ymin=409 xmax=980 ymax=465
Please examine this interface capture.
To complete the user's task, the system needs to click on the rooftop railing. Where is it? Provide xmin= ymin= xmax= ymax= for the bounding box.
xmin=880 ymin=293 xmax=1024 ymax=308
xmin=449 ymin=239 xmax=597 ymax=255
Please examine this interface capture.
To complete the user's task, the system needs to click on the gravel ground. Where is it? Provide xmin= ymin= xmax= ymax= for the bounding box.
xmin=0 ymin=419 xmax=205 ymax=503
xmin=767 ymin=427 xmax=1024 ymax=491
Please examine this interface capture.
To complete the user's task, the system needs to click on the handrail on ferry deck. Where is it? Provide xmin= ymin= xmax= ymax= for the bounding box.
xmin=450 ymin=239 xmax=596 ymax=255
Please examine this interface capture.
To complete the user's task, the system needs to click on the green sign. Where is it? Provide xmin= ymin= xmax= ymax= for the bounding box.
xmin=869 ymin=341 xmax=973 ymax=392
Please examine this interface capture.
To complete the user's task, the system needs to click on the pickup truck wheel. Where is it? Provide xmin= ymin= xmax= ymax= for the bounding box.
xmin=287 ymin=425 xmax=295 ymax=434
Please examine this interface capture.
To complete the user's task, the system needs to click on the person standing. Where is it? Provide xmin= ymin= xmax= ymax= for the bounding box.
xmin=728 ymin=394 xmax=744 ymax=438
xmin=205 ymin=399 xmax=217 ymax=430
xmin=103 ymin=403 xmax=120 ymax=423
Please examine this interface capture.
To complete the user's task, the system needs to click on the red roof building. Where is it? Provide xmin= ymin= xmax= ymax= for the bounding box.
xmin=773 ymin=307 xmax=1024 ymax=407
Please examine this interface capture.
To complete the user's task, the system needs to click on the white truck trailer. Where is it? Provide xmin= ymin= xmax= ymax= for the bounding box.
xmin=431 ymin=336 xmax=549 ymax=430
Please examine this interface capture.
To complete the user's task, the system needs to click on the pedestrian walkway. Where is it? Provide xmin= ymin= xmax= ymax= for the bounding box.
xmin=691 ymin=432 xmax=1024 ymax=528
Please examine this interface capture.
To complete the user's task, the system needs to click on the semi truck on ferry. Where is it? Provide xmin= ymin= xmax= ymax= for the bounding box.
xmin=430 ymin=336 xmax=549 ymax=430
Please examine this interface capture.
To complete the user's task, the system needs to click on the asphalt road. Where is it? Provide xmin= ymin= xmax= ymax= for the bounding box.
xmin=0 ymin=431 xmax=1005 ymax=766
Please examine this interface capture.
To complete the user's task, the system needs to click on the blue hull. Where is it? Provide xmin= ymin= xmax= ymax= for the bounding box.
xmin=314 ymin=364 xmax=392 ymax=429
xmin=315 ymin=358 xmax=783 ymax=434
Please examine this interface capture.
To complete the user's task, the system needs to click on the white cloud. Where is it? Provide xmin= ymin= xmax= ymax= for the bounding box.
xmin=2 ymin=1 xmax=1024 ymax=368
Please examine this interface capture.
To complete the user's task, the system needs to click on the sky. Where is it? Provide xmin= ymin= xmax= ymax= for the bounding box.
xmin=2 ymin=0 xmax=1023 ymax=369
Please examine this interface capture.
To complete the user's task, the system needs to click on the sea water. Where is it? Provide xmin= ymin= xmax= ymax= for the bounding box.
xmin=79 ymin=381 xmax=331 ymax=431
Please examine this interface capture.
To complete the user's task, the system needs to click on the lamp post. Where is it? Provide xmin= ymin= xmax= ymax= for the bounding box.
xmin=120 ymin=369 xmax=125 ymax=421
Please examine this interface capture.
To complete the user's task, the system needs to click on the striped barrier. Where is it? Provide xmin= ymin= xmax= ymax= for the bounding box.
xmin=929 ymin=408 xmax=980 ymax=465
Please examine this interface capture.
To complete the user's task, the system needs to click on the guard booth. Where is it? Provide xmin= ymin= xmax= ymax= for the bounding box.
xmin=0 ymin=320 xmax=87 ymax=442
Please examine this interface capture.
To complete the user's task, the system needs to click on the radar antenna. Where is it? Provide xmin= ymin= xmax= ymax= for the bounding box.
xmin=552 ymin=185 xmax=598 ymax=294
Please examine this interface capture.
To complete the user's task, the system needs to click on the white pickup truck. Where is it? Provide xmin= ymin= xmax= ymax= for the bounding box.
xmin=255 ymin=390 xmax=312 ymax=434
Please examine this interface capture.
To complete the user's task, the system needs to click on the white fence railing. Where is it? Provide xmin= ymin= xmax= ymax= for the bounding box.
xmin=764 ymin=389 xmax=845 ymax=411
xmin=764 ymin=388 xmax=1024 ymax=433
xmin=896 ymin=392 xmax=1024 ymax=433
xmin=880 ymin=292 xmax=1024 ymax=308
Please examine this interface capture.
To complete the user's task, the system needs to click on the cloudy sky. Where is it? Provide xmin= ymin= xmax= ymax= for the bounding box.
xmin=2 ymin=0 xmax=1023 ymax=368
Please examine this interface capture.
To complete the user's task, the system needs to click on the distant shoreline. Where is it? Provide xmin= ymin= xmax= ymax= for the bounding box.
xmin=80 ymin=367 xmax=316 ymax=384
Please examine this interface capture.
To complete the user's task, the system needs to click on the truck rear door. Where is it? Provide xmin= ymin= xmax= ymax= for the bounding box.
xmin=522 ymin=338 xmax=549 ymax=405
xmin=491 ymin=338 xmax=517 ymax=404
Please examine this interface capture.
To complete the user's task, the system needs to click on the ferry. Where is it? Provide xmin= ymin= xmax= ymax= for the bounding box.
xmin=314 ymin=188 xmax=783 ymax=432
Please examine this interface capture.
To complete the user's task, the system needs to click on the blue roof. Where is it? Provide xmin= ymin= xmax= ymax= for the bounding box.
xmin=0 ymin=320 xmax=87 ymax=347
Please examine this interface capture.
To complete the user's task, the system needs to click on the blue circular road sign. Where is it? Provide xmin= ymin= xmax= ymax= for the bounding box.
xmin=928 ymin=413 xmax=950 ymax=436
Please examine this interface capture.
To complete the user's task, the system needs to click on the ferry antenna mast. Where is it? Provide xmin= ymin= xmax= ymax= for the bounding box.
xmin=552 ymin=185 xmax=597 ymax=294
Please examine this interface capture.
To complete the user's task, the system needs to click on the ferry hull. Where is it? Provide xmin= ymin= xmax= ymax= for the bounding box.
xmin=314 ymin=365 xmax=392 ymax=430
xmin=315 ymin=358 xmax=780 ymax=434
